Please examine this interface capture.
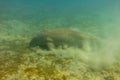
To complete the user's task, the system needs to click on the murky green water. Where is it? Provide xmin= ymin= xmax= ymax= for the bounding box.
xmin=0 ymin=0 xmax=120 ymax=37
xmin=0 ymin=0 xmax=120 ymax=80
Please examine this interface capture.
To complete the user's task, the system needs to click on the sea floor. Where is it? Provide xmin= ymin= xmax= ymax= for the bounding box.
xmin=0 ymin=33 xmax=120 ymax=80
xmin=0 ymin=19 xmax=120 ymax=80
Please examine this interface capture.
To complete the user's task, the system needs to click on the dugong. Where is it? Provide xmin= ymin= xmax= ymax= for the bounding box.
xmin=29 ymin=30 xmax=97 ymax=51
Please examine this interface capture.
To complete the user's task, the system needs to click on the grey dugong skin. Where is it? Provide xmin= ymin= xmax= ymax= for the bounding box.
xmin=29 ymin=30 xmax=97 ymax=51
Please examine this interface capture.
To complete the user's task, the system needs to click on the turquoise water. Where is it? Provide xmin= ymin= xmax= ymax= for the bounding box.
xmin=0 ymin=0 xmax=120 ymax=38
xmin=0 ymin=1 xmax=120 ymax=80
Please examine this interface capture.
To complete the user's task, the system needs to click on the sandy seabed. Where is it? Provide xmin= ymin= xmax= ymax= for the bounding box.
xmin=0 ymin=20 xmax=120 ymax=80
xmin=0 ymin=33 xmax=120 ymax=80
